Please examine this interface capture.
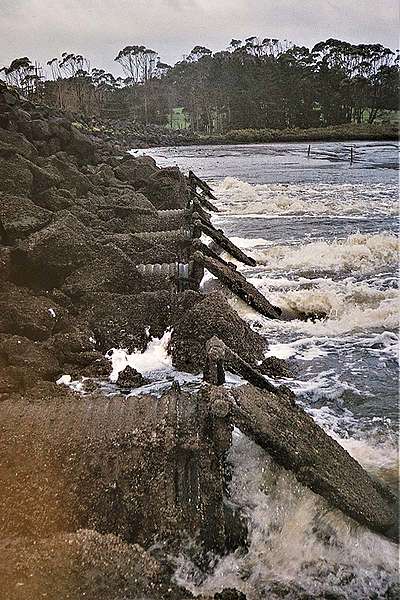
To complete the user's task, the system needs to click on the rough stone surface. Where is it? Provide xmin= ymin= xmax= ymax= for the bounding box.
xmin=0 ymin=193 xmax=52 ymax=243
xmin=13 ymin=211 xmax=99 ymax=287
xmin=171 ymin=292 xmax=266 ymax=373
xmin=0 ymin=530 xmax=190 ymax=600
xmin=0 ymin=283 xmax=69 ymax=340
xmin=0 ymin=384 xmax=230 ymax=551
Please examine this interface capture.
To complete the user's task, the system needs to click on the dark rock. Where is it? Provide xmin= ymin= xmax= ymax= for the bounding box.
xmin=33 ymin=187 xmax=75 ymax=211
xmin=84 ymin=290 xmax=172 ymax=352
xmin=0 ymin=154 xmax=33 ymax=196
xmin=114 ymin=155 xmax=159 ymax=189
xmin=0 ymin=283 xmax=69 ymax=340
xmin=13 ymin=211 xmax=99 ymax=288
xmin=0 ymin=193 xmax=52 ymax=243
xmin=0 ymin=128 xmax=37 ymax=159
xmin=0 ymin=334 xmax=60 ymax=384
xmin=0 ymin=246 xmax=11 ymax=280
xmin=171 ymin=292 xmax=266 ymax=373
xmin=214 ymin=590 xmax=247 ymax=600
xmin=45 ymin=154 xmax=93 ymax=195
xmin=62 ymin=244 xmax=142 ymax=298
xmin=116 ymin=365 xmax=145 ymax=388
xmin=259 ymin=356 xmax=294 ymax=379
xmin=139 ymin=166 xmax=188 ymax=210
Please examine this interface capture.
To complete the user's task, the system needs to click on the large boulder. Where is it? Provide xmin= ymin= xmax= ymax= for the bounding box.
xmin=171 ymin=292 xmax=266 ymax=373
xmin=0 ymin=193 xmax=52 ymax=243
xmin=62 ymin=244 xmax=142 ymax=298
xmin=83 ymin=290 xmax=173 ymax=352
xmin=0 ymin=128 xmax=37 ymax=159
xmin=12 ymin=211 xmax=99 ymax=288
xmin=0 ymin=283 xmax=69 ymax=340
xmin=114 ymin=155 xmax=159 ymax=189
xmin=0 ymin=334 xmax=60 ymax=391
xmin=0 ymin=153 xmax=33 ymax=196
xmin=44 ymin=154 xmax=93 ymax=195
xmin=139 ymin=166 xmax=188 ymax=210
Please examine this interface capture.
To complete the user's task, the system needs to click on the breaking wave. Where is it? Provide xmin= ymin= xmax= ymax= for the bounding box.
xmin=175 ymin=433 xmax=398 ymax=600
xmin=215 ymin=177 xmax=398 ymax=217
xmin=235 ymin=232 xmax=399 ymax=274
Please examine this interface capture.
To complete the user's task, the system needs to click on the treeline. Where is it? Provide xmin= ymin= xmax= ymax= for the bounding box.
xmin=1 ymin=37 xmax=398 ymax=132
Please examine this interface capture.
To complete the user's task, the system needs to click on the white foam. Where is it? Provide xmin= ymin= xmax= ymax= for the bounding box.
xmin=214 ymin=177 xmax=398 ymax=217
xmin=107 ymin=330 xmax=172 ymax=382
xmin=246 ymin=232 xmax=399 ymax=274
xmin=175 ymin=433 xmax=398 ymax=599
xmin=251 ymin=277 xmax=399 ymax=336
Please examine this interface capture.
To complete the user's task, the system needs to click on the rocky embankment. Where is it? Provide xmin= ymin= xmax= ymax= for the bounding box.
xmin=0 ymin=82 xmax=273 ymax=600
xmin=0 ymin=84 xmax=397 ymax=600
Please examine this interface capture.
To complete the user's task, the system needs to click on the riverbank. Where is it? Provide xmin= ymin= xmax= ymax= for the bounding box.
xmin=86 ymin=119 xmax=398 ymax=151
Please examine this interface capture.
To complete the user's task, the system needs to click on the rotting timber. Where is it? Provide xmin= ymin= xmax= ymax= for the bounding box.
xmin=0 ymin=82 xmax=397 ymax=600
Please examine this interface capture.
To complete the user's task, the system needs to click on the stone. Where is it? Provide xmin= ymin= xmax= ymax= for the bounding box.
xmin=0 ymin=334 xmax=60 ymax=384
xmin=139 ymin=166 xmax=188 ymax=210
xmin=171 ymin=292 xmax=266 ymax=373
xmin=0 ymin=283 xmax=69 ymax=341
xmin=0 ymin=530 xmax=189 ymax=600
xmin=0 ymin=154 xmax=33 ymax=196
xmin=114 ymin=155 xmax=159 ymax=189
xmin=0 ymin=193 xmax=52 ymax=243
xmin=13 ymin=211 xmax=99 ymax=288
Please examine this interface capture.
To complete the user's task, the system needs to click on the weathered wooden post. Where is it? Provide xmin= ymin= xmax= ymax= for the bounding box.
xmin=204 ymin=337 xmax=226 ymax=385
xmin=307 ymin=144 xmax=311 ymax=157
xmin=350 ymin=146 xmax=354 ymax=165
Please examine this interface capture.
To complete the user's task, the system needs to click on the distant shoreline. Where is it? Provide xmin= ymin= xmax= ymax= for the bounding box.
xmin=189 ymin=124 xmax=398 ymax=146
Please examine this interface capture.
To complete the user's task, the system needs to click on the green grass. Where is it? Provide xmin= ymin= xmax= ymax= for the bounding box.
xmin=194 ymin=123 xmax=398 ymax=145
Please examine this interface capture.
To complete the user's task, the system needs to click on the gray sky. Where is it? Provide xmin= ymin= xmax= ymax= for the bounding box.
xmin=1 ymin=0 xmax=398 ymax=75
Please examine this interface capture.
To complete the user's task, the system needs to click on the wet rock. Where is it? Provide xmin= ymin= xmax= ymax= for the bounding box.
xmin=0 ymin=384 xmax=229 ymax=551
xmin=13 ymin=211 xmax=99 ymax=288
xmin=84 ymin=290 xmax=172 ymax=352
xmin=0 ymin=193 xmax=52 ymax=243
xmin=171 ymin=292 xmax=266 ymax=373
xmin=258 ymin=356 xmax=294 ymax=379
xmin=0 ymin=530 xmax=189 ymax=600
xmin=214 ymin=590 xmax=247 ymax=600
xmin=0 ymin=283 xmax=69 ymax=340
xmin=139 ymin=166 xmax=188 ymax=210
xmin=116 ymin=365 xmax=145 ymax=388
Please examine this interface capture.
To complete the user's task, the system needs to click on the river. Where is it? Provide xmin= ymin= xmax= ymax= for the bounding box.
xmin=129 ymin=141 xmax=399 ymax=599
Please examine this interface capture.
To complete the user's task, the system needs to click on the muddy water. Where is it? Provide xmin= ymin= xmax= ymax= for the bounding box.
xmin=130 ymin=141 xmax=399 ymax=598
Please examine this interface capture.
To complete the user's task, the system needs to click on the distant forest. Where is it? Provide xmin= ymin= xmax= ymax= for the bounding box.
xmin=1 ymin=37 xmax=398 ymax=132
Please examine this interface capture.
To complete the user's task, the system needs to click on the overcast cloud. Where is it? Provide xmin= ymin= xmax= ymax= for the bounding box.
xmin=0 ymin=0 xmax=398 ymax=75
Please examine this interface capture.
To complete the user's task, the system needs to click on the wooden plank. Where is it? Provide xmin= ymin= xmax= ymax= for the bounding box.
xmin=197 ymin=220 xmax=257 ymax=267
xmin=194 ymin=251 xmax=281 ymax=319
xmin=205 ymin=384 xmax=398 ymax=541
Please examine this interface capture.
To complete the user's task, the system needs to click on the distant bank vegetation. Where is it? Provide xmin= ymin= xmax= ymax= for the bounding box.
xmin=1 ymin=37 xmax=398 ymax=136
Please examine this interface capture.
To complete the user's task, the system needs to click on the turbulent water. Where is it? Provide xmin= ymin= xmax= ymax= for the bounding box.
xmin=129 ymin=141 xmax=400 ymax=598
